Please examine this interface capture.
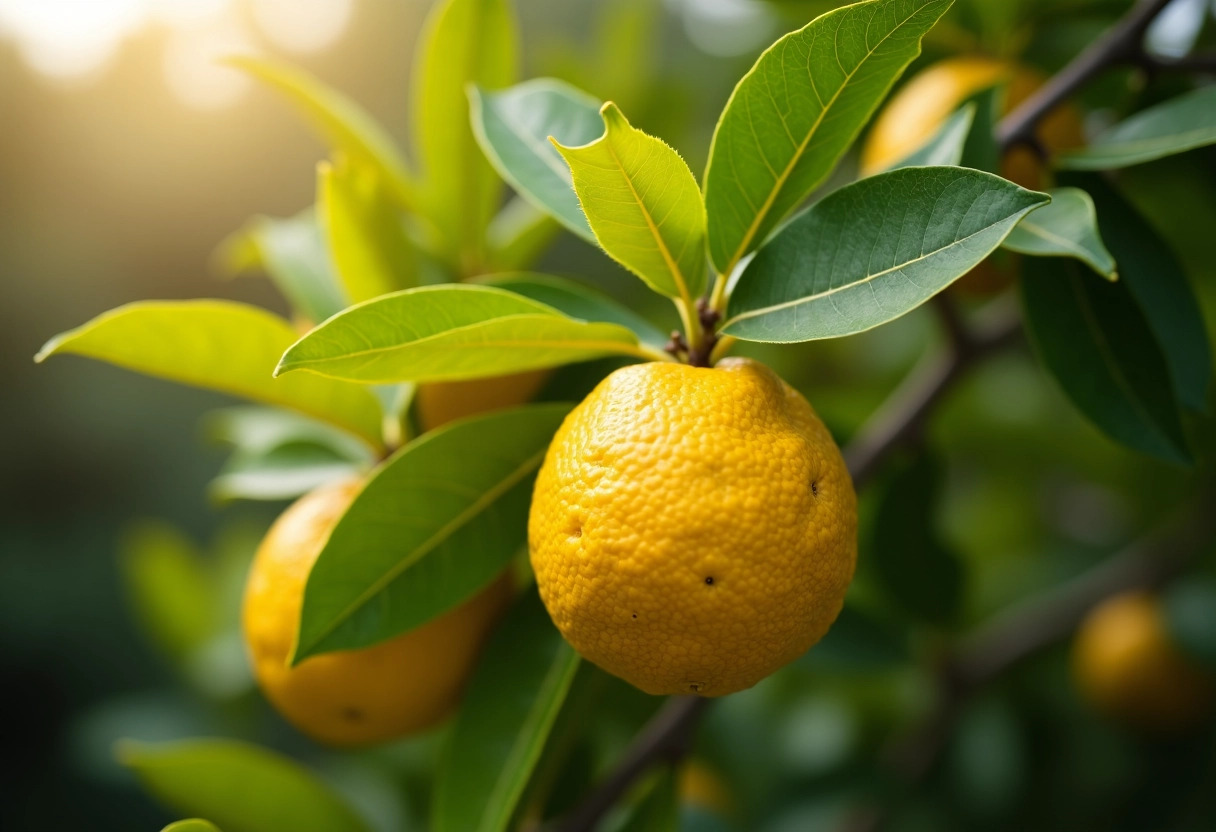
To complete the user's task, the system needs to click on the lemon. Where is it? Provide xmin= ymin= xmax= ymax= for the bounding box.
xmin=417 ymin=370 xmax=550 ymax=431
xmin=1073 ymin=591 xmax=1213 ymax=732
xmin=528 ymin=358 xmax=857 ymax=696
xmin=242 ymin=479 xmax=513 ymax=746
xmin=679 ymin=760 xmax=733 ymax=816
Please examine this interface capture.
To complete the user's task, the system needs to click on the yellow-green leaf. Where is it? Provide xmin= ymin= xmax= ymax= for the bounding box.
xmin=412 ymin=0 xmax=518 ymax=264
xmin=553 ymin=103 xmax=706 ymax=303
xmin=318 ymin=158 xmax=418 ymax=303
xmin=36 ymin=301 xmax=383 ymax=450
xmin=228 ymin=56 xmax=415 ymax=210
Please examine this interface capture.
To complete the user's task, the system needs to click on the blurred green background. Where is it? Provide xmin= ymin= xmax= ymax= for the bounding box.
xmin=3 ymin=1 xmax=1216 ymax=830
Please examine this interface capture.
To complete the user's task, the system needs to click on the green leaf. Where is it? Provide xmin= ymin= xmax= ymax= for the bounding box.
xmin=957 ymin=83 xmax=1004 ymax=174
xmin=214 ymin=211 xmax=345 ymax=324
xmin=722 ymin=167 xmax=1048 ymax=342
xmin=1163 ymin=580 xmax=1216 ymax=672
xmin=474 ymin=272 xmax=670 ymax=349
xmin=470 ymin=79 xmax=603 ymax=242
xmin=276 ymin=284 xmax=653 ymax=384
xmin=118 ymin=738 xmax=369 ymax=832
xmin=433 ymin=591 xmax=580 ymax=832
xmin=227 ymin=56 xmax=414 ymax=209
xmin=163 ymin=821 xmax=222 ymax=832
xmin=553 ymin=103 xmax=707 ymax=302
xmin=799 ymin=603 xmax=909 ymax=671
xmin=869 ymin=454 xmax=963 ymax=627
xmin=205 ymin=406 xmax=374 ymax=463
xmin=881 ymin=102 xmax=975 ymax=171
xmin=1002 ymin=187 xmax=1117 ymax=280
xmin=293 ymin=404 xmax=570 ymax=661
xmin=120 ymin=524 xmax=216 ymax=661
xmin=1021 ymin=257 xmax=1191 ymax=463
xmin=627 ymin=768 xmax=679 ymax=832
xmin=413 ymin=0 xmax=518 ymax=262
xmin=1067 ymin=173 xmax=1212 ymax=412
xmin=211 ymin=442 xmax=365 ymax=503
xmin=486 ymin=197 xmax=562 ymax=270
xmin=1056 ymin=86 xmax=1216 ymax=171
xmin=317 ymin=158 xmax=418 ymax=303
xmin=702 ymin=0 xmax=955 ymax=275
xmin=36 ymin=301 xmax=384 ymax=450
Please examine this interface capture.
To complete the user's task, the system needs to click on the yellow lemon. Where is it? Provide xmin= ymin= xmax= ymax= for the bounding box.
xmin=242 ymin=479 xmax=513 ymax=746
xmin=528 ymin=358 xmax=857 ymax=697
xmin=861 ymin=57 xmax=1084 ymax=295
xmin=1073 ymin=591 xmax=1214 ymax=733
xmin=417 ymin=370 xmax=550 ymax=432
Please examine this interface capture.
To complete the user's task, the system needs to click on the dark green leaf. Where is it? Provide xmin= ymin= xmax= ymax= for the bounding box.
xmin=553 ymin=103 xmax=707 ymax=302
xmin=318 ymin=158 xmax=417 ymax=303
xmin=1066 ymin=172 xmax=1212 ymax=412
xmin=1003 ymin=187 xmax=1117 ymax=280
xmin=1056 ymin=86 xmax=1216 ymax=170
xmin=413 ymin=0 xmax=517 ymax=261
xmin=227 ymin=57 xmax=414 ymax=209
xmin=118 ymin=738 xmax=369 ymax=832
xmin=120 ymin=524 xmax=216 ymax=661
xmin=214 ymin=211 xmax=345 ymax=324
xmin=1163 ymin=580 xmax=1216 ymax=672
xmin=1021 ymin=257 xmax=1191 ymax=463
xmin=799 ymin=603 xmax=909 ymax=671
xmin=276 ymin=284 xmax=653 ymax=384
xmin=722 ymin=167 xmax=1047 ymax=342
xmin=293 ymin=404 xmax=570 ymax=661
xmin=474 ymin=273 xmax=670 ymax=349
xmin=470 ymin=79 xmax=603 ymax=242
xmin=870 ymin=454 xmax=963 ymax=626
xmin=957 ymin=83 xmax=1003 ymax=174
xmin=36 ymin=301 xmax=384 ymax=450
xmin=627 ymin=768 xmax=679 ymax=832
xmin=433 ymin=591 xmax=580 ymax=832
xmin=703 ymin=0 xmax=955 ymax=275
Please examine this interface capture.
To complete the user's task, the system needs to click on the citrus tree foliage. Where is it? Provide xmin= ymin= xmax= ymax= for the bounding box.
xmin=36 ymin=0 xmax=1216 ymax=829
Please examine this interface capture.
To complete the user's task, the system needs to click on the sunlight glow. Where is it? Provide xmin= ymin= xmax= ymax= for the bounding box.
xmin=250 ymin=0 xmax=353 ymax=54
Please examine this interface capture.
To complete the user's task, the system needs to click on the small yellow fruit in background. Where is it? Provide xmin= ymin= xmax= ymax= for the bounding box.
xmin=529 ymin=358 xmax=857 ymax=697
xmin=679 ymin=760 xmax=733 ymax=816
xmin=861 ymin=56 xmax=1085 ymax=294
xmin=242 ymin=479 xmax=513 ymax=746
xmin=1073 ymin=591 xmax=1214 ymax=733
xmin=417 ymin=370 xmax=550 ymax=431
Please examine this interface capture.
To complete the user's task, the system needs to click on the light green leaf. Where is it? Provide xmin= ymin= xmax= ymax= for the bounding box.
xmin=293 ymin=404 xmax=569 ymax=661
xmin=474 ymin=272 xmax=670 ymax=349
xmin=214 ymin=211 xmax=346 ymax=324
xmin=120 ymin=523 xmax=216 ymax=661
xmin=703 ymin=0 xmax=955 ymax=275
xmin=1068 ymin=172 xmax=1212 ymax=412
xmin=318 ymin=158 xmax=417 ymax=303
xmin=553 ymin=103 xmax=707 ymax=302
xmin=211 ymin=443 xmax=365 ymax=503
xmin=470 ymin=79 xmax=603 ymax=242
xmin=1056 ymin=85 xmax=1216 ymax=171
xmin=881 ymin=102 xmax=974 ymax=171
xmin=276 ymin=284 xmax=654 ymax=384
xmin=413 ymin=0 xmax=518 ymax=262
xmin=205 ymin=406 xmax=374 ymax=462
xmin=36 ymin=301 xmax=384 ymax=449
xmin=722 ymin=167 xmax=1048 ymax=342
xmin=1022 ymin=257 xmax=1191 ymax=464
xmin=433 ymin=591 xmax=580 ymax=832
xmin=163 ymin=821 xmax=222 ymax=832
xmin=486 ymin=197 xmax=562 ymax=271
xmin=118 ymin=738 xmax=369 ymax=832
xmin=1003 ymin=187 xmax=1117 ymax=279
xmin=227 ymin=56 xmax=414 ymax=209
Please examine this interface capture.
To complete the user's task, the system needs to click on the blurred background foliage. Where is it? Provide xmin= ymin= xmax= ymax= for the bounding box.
xmin=2 ymin=0 xmax=1215 ymax=830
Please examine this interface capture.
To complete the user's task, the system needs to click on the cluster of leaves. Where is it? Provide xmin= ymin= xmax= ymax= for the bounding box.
xmin=33 ymin=0 xmax=1216 ymax=829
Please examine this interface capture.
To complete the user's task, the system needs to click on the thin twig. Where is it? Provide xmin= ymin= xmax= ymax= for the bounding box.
xmin=997 ymin=0 xmax=1173 ymax=152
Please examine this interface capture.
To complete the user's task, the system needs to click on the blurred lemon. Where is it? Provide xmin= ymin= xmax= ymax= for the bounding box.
xmin=861 ymin=56 xmax=1084 ymax=294
xmin=1073 ymin=591 xmax=1214 ymax=732
xmin=416 ymin=370 xmax=550 ymax=431
xmin=529 ymin=358 xmax=857 ymax=696
xmin=242 ymin=478 xmax=512 ymax=746
xmin=679 ymin=760 xmax=733 ymax=816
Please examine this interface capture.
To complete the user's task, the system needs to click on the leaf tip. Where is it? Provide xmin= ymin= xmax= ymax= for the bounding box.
xmin=599 ymin=101 xmax=627 ymax=129
xmin=33 ymin=334 xmax=66 ymax=364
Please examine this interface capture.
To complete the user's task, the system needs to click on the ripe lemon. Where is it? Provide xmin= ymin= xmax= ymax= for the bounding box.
xmin=417 ymin=370 xmax=550 ymax=431
xmin=242 ymin=479 xmax=513 ymax=746
xmin=1073 ymin=591 xmax=1214 ymax=732
xmin=528 ymin=358 xmax=857 ymax=696
xmin=861 ymin=57 xmax=1084 ymax=295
